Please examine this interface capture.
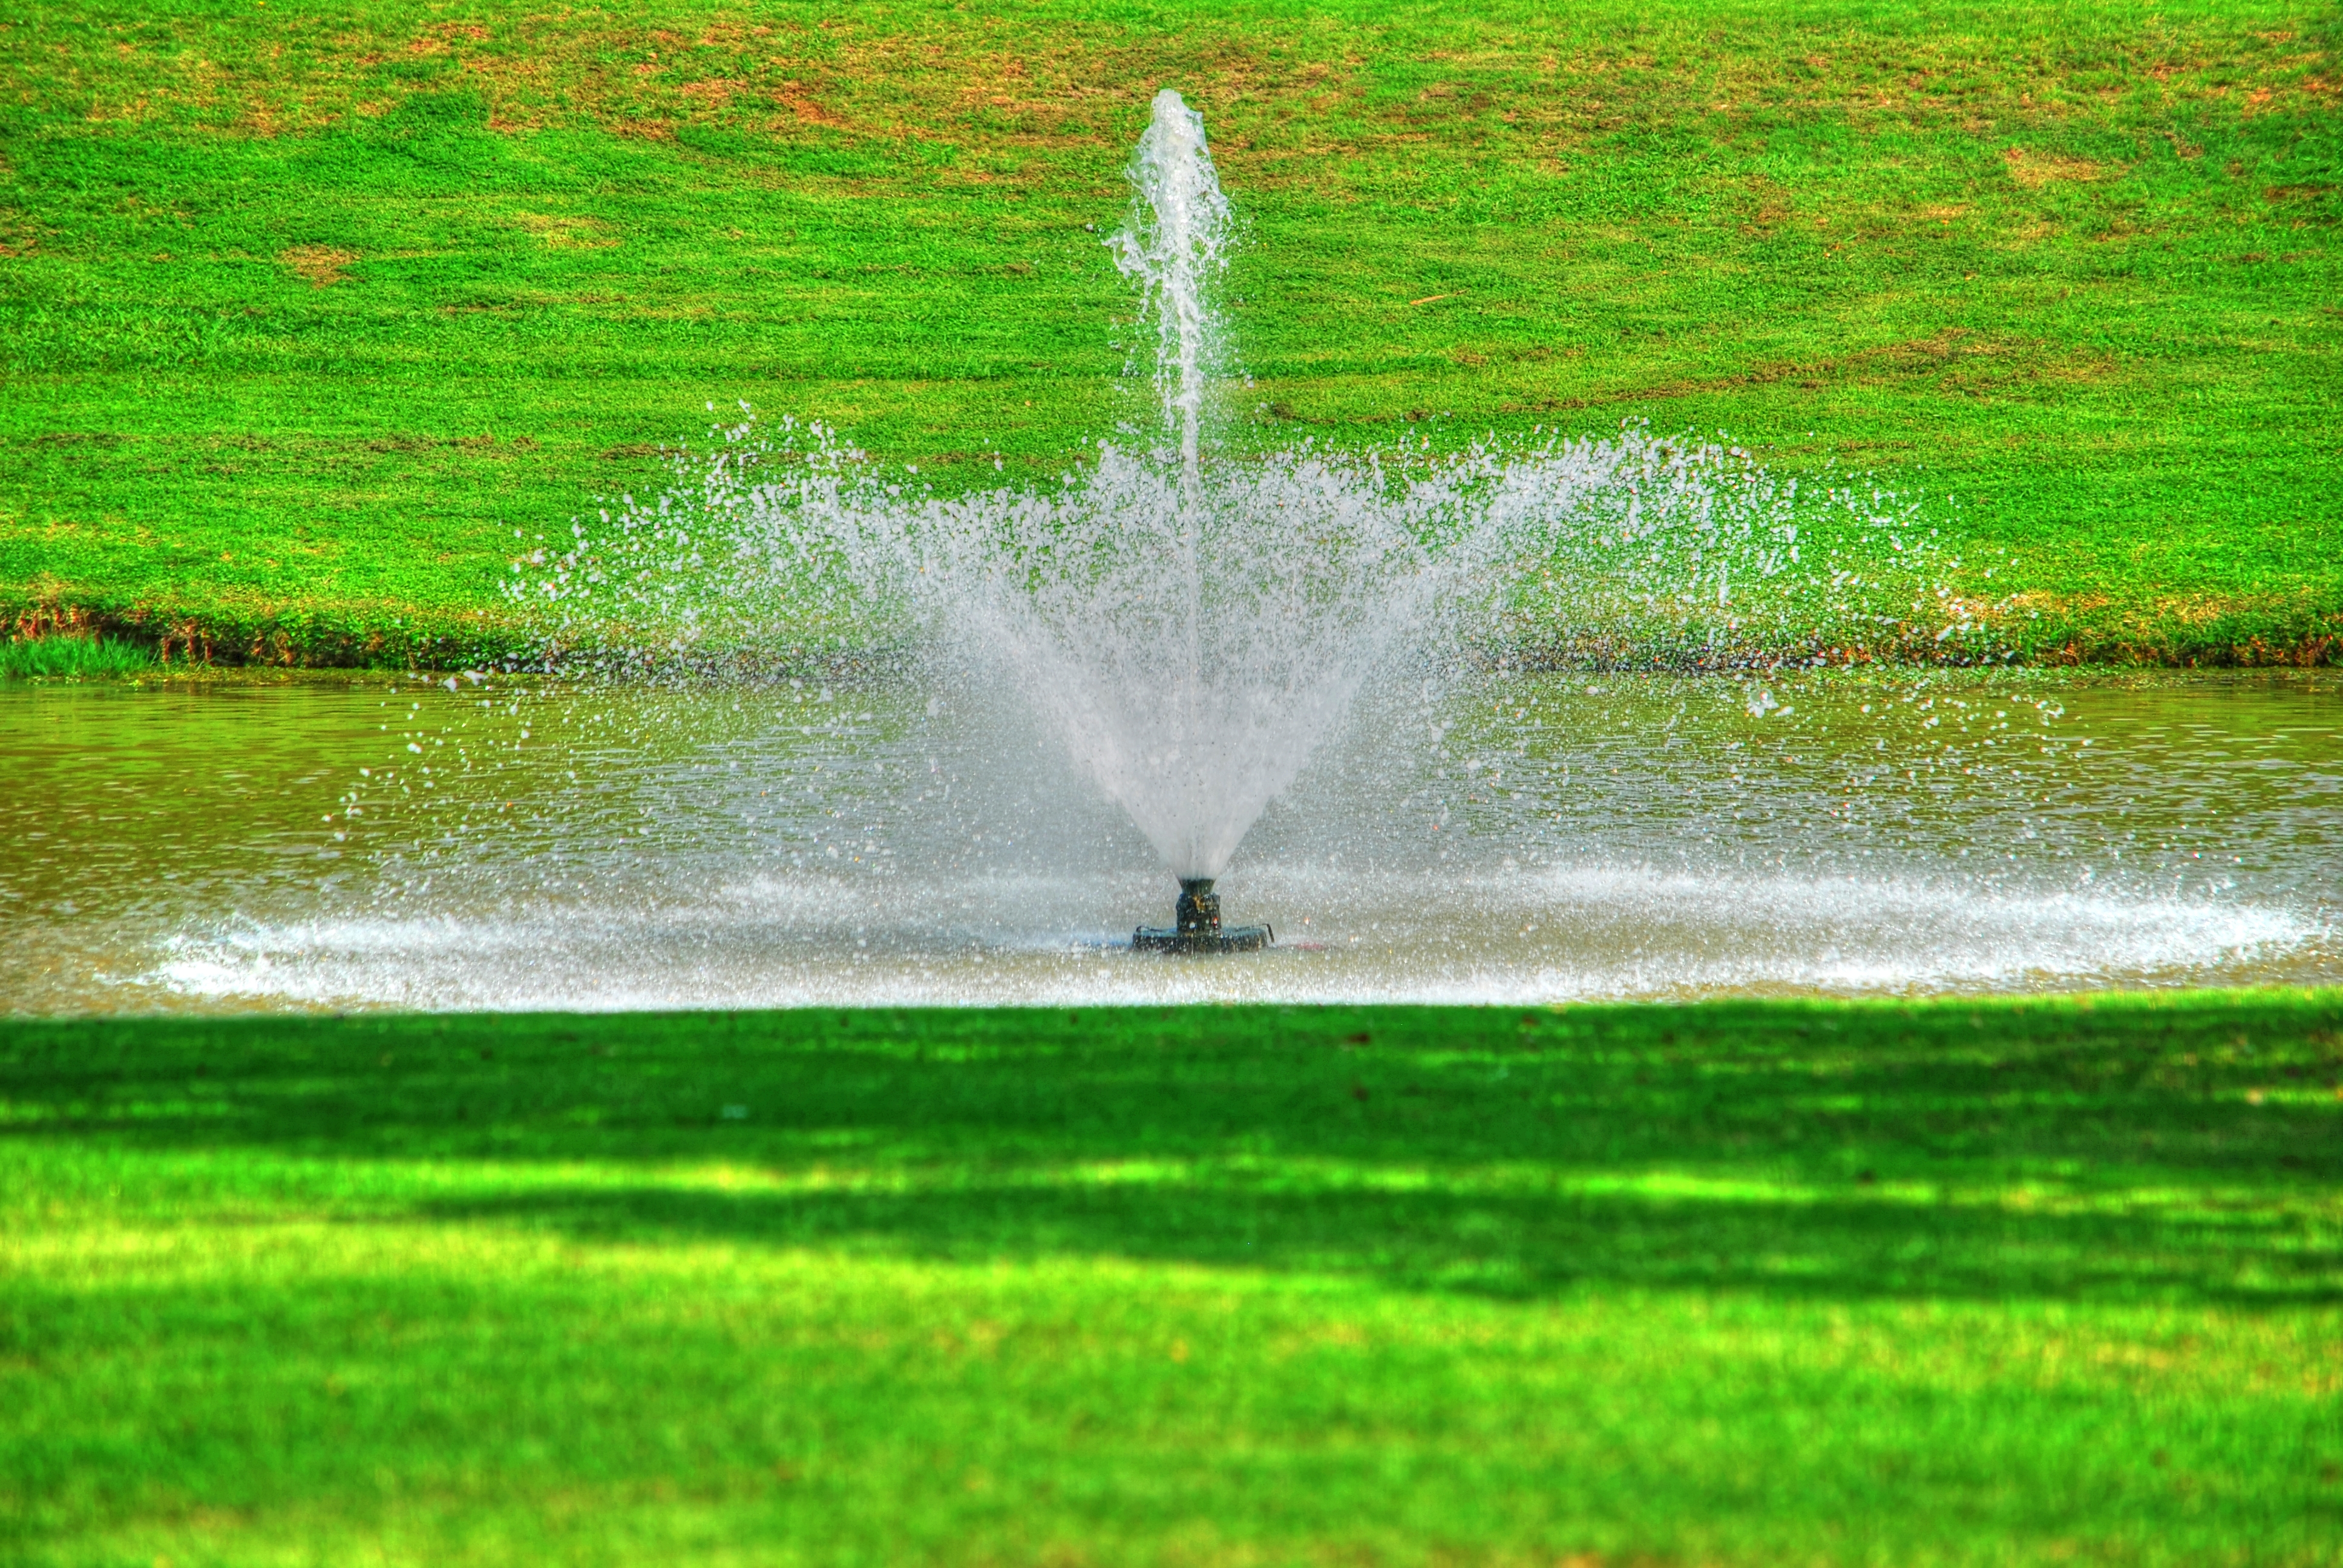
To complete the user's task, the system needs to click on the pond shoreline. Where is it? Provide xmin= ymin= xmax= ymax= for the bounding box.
xmin=9 ymin=600 xmax=2342 ymax=676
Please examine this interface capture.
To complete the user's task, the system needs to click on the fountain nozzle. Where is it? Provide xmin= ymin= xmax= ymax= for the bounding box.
xmin=1135 ymin=877 xmax=1273 ymax=953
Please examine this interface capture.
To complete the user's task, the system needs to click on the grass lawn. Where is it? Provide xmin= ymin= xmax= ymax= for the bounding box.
xmin=1 ymin=1 xmax=2338 ymax=666
xmin=4 ymin=990 xmax=2339 ymax=1564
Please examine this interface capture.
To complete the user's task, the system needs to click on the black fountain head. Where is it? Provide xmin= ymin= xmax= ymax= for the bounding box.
xmin=1134 ymin=877 xmax=1273 ymax=953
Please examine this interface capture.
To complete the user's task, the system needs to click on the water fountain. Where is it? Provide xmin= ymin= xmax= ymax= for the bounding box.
xmin=500 ymin=90 xmax=2084 ymax=974
xmin=6 ymin=106 xmax=2339 ymax=1018
xmin=525 ymin=90 xmax=1891 ymax=953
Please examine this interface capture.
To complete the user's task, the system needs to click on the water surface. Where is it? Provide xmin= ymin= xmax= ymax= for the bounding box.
xmin=2 ymin=669 xmax=2335 ymax=1012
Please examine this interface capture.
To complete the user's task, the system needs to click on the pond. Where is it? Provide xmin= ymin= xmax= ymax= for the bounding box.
xmin=3 ymin=668 xmax=2336 ymax=1013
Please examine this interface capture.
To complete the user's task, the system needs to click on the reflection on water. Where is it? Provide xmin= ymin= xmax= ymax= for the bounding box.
xmin=2 ymin=668 xmax=2336 ymax=1013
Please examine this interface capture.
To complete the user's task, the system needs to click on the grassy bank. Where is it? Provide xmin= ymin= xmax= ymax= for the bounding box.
xmin=1 ymin=1 xmax=2338 ymax=667
xmin=0 ymin=628 xmax=149 ymax=677
xmin=4 ymin=991 xmax=2339 ymax=1564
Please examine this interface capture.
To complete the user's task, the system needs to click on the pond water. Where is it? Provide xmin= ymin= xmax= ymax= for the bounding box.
xmin=3 ymin=669 xmax=2336 ymax=1013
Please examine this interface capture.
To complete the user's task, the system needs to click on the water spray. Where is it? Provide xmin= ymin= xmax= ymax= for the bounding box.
xmin=1111 ymin=89 xmax=1274 ymax=951
xmin=519 ymin=93 xmax=1950 ymax=965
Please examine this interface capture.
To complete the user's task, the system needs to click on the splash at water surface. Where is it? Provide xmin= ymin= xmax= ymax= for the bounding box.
xmin=521 ymin=91 xmax=1951 ymax=892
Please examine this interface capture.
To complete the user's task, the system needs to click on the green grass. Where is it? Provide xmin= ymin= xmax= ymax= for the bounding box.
xmin=0 ymin=0 xmax=2337 ymax=667
xmin=4 ymin=991 xmax=2339 ymax=1564
xmin=0 ymin=632 xmax=153 ymax=677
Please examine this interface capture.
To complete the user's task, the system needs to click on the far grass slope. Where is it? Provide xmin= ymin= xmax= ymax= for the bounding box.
xmin=1 ymin=0 xmax=2338 ymax=665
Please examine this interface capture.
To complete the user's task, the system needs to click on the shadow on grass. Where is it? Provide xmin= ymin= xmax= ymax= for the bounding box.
xmin=4 ymin=995 xmax=2339 ymax=1306
xmin=417 ymin=1160 xmax=2342 ymax=1307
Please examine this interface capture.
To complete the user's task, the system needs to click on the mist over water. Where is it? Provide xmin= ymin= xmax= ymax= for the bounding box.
xmin=522 ymin=91 xmax=1950 ymax=885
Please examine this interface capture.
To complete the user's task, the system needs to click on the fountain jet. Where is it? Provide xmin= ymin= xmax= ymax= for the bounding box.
xmin=1107 ymin=89 xmax=1274 ymax=950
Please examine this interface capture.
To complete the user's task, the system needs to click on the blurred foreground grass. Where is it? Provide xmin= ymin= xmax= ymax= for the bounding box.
xmin=4 ymin=990 xmax=2339 ymax=1564
xmin=0 ymin=0 xmax=2338 ymax=665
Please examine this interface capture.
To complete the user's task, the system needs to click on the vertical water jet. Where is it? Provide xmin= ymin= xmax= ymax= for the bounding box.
xmin=1110 ymin=90 xmax=1273 ymax=950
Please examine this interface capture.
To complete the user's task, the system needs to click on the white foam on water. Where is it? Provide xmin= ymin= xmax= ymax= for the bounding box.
xmin=143 ymin=861 xmax=2323 ymax=1013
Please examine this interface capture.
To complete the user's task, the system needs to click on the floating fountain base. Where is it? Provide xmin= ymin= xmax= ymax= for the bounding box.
xmin=1134 ymin=877 xmax=1273 ymax=954
xmin=1135 ymin=924 xmax=1273 ymax=953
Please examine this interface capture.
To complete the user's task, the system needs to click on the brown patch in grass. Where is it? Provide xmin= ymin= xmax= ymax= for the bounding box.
xmin=2003 ymin=148 xmax=2110 ymax=188
xmin=778 ymin=91 xmax=850 ymax=128
xmin=2151 ymin=594 xmax=2258 ymax=627
xmin=513 ymin=214 xmax=620 ymax=249
xmin=279 ymin=244 xmax=357 ymax=287
xmin=1994 ymin=217 xmax=2061 ymax=248
xmin=0 ymin=207 xmax=38 ymax=260
xmin=2007 ymin=590 xmax=2112 ymax=618
xmin=2010 ymin=592 xmax=2343 ymax=668
xmin=12 ymin=7 xmax=2332 ymax=219
xmin=1579 ymin=328 xmax=2083 ymax=408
